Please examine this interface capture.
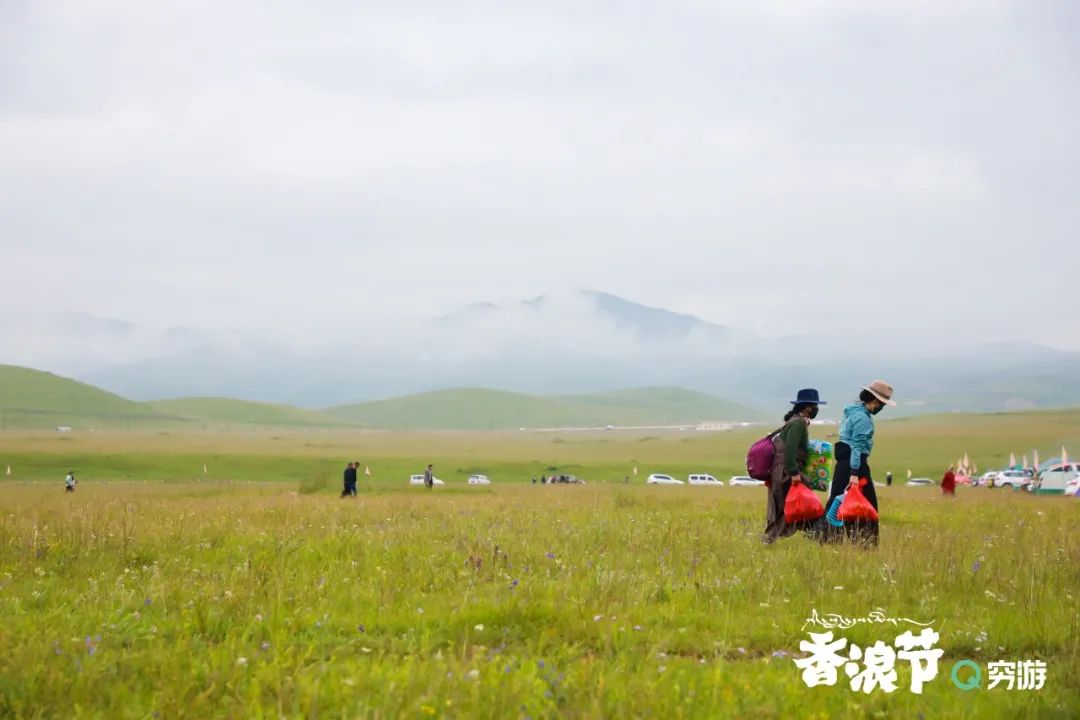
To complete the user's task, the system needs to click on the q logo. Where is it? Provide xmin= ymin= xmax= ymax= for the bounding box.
xmin=950 ymin=660 xmax=982 ymax=691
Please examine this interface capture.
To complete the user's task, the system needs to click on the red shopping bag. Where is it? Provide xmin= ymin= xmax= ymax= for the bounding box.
xmin=784 ymin=480 xmax=825 ymax=524
xmin=837 ymin=478 xmax=879 ymax=522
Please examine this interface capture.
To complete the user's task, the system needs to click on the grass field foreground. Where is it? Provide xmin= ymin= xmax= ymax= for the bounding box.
xmin=1 ymin=482 xmax=1078 ymax=718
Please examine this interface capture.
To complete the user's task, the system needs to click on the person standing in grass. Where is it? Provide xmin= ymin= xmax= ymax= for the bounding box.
xmin=941 ymin=466 xmax=957 ymax=497
xmin=763 ymin=389 xmax=825 ymax=544
xmin=64 ymin=470 xmax=76 ymax=493
xmin=822 ymin=380 xmax=896 ymax=547
xmin=341 ymin=462 xmax=358 ymax=498
xmin=424 ymin=464 xmax=434 ymax=489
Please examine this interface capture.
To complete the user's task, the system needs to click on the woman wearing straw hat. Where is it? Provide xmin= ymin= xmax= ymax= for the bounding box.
xmin=763 ymin=388 xmax=825 ymax=544
xmin=821 ymin=380 xmax=896 ymax=546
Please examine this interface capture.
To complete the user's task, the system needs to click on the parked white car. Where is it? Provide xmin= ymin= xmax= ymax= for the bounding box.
xmin=728 ymin=475 xmax=765 ymax=487
xmin=906 ymin=477 xmax=934 ymax=487
xmin=646 ymin=473 xmax=684 ymax=485
xmin=994 ymin=470 xmax=1031 ymax=489
xmin=467 ymin=474 xmax=491 ymax=485
xmin=1032 ymin=464 xmax=1078 ymax=495
xmin=409 ymin=474 xmax=444 ymax=486
xmin=688 ymin=473 xmax=723 ymax=485
xmin=976 ymin=471 xmax=1000 ymax=487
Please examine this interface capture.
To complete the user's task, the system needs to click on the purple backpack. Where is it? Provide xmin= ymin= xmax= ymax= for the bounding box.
xmin=746 ymin=427 xmax=783 ymax=481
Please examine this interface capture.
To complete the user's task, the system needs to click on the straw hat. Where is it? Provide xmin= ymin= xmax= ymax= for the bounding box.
xmin=862 ymin=380 xmax=896 ymax=406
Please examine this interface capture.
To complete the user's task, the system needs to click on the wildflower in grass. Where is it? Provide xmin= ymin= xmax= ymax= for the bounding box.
xmin=633 ymin=625 xmax=643 ymax=631
xmin=474 ymin=624 xmax=485 ymax=631
xmin=972 ymin=560 xmax=982 ymax=574
xmin=357 ymin=624 xmax=366 ymax=633
xmin=545 ymin=552 xmax=556 ymax=560
xmin=236 ymin=657 xmax=248 ymax=666
xmin=260 ymin=641 xmax=271 ymax=651
xmin=467 ymin=669 xmax=480 ymax=680
xmin=772 ymin=650 xmax=788 ymax=658
xmin=255 ymin=613 xmax=263 ymax=622
xmin=144 ymin=598 xmax=152 ymax=606
xmin=510 ymin=579 xmax=519 ymax=589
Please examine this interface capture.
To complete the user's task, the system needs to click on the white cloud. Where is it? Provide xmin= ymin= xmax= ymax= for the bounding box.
xmin=1 ymin=0 xmax=1078 ymax=362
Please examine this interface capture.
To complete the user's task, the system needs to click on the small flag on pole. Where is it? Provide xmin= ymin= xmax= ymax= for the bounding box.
xmin=1023 ymin=454 xmax=1029 ymax=470
xmin=365 ymin=465 xmax=371 ymax=477
xmin=1033 ymin=449 xmax=1040 ymax=469
xmin=1064 ymin=447 xmax=1070 ymax=466
xmin=907 ymin=469 xmax=912 ymax=479
xmin=5 ymin=465 xmax=10 ymax=476
xmin=633 ymin=466 xmax=638 ymax=476
xmin=1009 ymin=452 xmax=1017 ymax=469
xmin=203 ymin=464 xmax=208 ymax=474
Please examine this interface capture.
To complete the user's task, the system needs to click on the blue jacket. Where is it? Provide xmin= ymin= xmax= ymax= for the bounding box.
xmin=839 ymin=403 xmax=875 ymax=471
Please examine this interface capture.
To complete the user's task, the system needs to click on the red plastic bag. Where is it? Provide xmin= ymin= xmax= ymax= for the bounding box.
xmin=785 ymin=480 xmax=825 ymax=524
xmin=837 ymin=478 xmax=879 ymax=522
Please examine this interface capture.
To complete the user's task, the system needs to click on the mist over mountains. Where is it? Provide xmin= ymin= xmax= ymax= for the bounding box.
xmin=6 ymin=290 xmax=1078 ymax=415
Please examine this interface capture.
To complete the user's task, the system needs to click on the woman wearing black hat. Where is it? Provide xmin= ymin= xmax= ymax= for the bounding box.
xmin=763 ymin=389 xmax=824 ymax=544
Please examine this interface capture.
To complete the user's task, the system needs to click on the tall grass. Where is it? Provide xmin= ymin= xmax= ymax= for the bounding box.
xmin=0 ymin=482 xmax=1077 ymax=718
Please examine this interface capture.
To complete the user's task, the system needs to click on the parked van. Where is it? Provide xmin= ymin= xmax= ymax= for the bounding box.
xmin=1032 ymin=464 xmax=1079 ymax=495
xmin=688 ymin=474 xmax=723 ymax=485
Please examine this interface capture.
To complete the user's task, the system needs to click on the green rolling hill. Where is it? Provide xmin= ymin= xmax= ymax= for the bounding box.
xmin=0 ymin=364 xmax=762 ymax=431
xmin=0 ymin=364 xmax=181 ymax=429
xmin=150 ymin=397 xmax=354 ymax=428
xmin=325 ymin=386 xmax=764 ymax=431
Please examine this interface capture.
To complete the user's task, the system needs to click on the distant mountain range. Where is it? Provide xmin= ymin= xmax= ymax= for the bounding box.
xmin=0 ymin=365 xmax=763 ymax=431
xmin=4 ymin=290 xmax=1079 ymax=415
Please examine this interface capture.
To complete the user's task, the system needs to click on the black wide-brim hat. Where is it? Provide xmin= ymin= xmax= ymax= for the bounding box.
xmin=790 ymin=388 xmax=826 ymax=405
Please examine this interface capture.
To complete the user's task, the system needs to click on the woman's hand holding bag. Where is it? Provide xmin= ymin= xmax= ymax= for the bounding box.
xmin=784 ymin=477 xmax=825 ymax=524
xmin=837 ymin=478 xmax=879 ymax=522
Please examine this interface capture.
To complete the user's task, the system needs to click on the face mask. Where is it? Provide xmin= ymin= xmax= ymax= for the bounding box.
xmin=870 ymin=403 xmax=883 ymax=415
xmin=809 ymin=407 xmax=820 ymax=419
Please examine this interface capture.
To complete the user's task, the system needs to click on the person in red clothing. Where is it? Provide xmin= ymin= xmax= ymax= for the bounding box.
xmin=941 ymin=466 xmax=957 ymax=497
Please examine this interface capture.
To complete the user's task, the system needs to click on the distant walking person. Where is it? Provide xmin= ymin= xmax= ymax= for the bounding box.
xmin=763 ymin=389 xmax=825 ymax=544
xmin=341 ymin=462 xmax=358 ymax=498
xmin=64 ymin=470 xmax=76 ymax=493
xmin=886 ymin=471 xmax=893 ymax=487
xmin=941 ymin=466 xmax=956 ymax=497
xmin=424 ymin=464 xmax=434 ymax=489
xmin=822 ymin=380 xmax=896 ymax=547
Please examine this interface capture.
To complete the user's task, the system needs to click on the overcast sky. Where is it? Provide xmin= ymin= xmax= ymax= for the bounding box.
xmin=3 ymin=0 xmax=1079 ymax=352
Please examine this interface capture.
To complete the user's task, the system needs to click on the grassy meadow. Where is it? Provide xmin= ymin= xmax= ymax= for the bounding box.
xmin=1 ymin=410 xmax=1079 ymax=718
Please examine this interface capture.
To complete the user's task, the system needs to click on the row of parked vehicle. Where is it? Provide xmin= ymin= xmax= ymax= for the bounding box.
xmin=976 ymin=465 xmax=1079 ymax=494
xmin=907 ymin=465 xmax=1079 ymax=494
xmin=407 ymin=474 xmax=492 ymax=486
xmin=645 ymin=473 xmax=764 ymax=486
xmin=407 ymin=465 xmax=1079 ymax=494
